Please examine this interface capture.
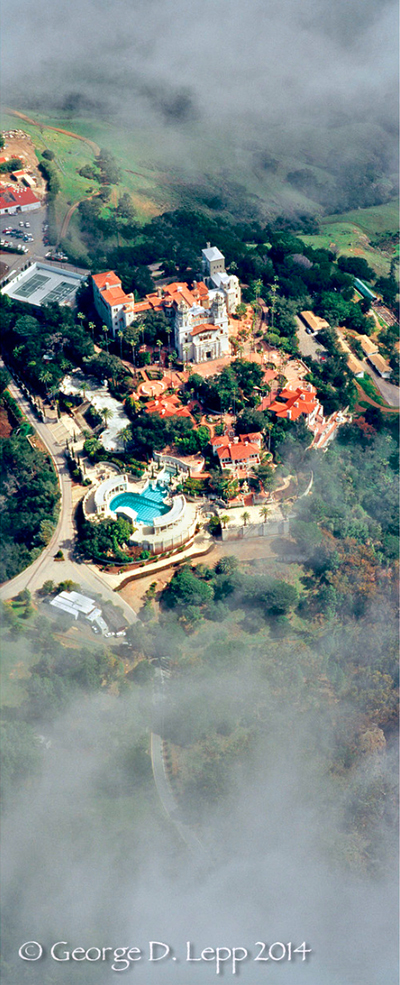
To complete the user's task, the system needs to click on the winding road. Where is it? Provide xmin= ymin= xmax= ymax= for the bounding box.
xmin=0 ymin=365 xmax=137 ymax=624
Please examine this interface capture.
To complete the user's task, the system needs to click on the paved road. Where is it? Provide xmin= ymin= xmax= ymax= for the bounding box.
xmin=0 ymin=367 xmax=137 ymax=622
xmin=362 ymin=361 xmax=399 ymax=407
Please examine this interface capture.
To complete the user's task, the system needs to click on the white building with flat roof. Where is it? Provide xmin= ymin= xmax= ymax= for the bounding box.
xmin=1 ymin=262 xmax=86 ymax=307
xmin=50 ymin=591 xmax=110 ymax=635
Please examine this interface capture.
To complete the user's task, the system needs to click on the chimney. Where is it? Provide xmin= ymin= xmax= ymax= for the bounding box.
xmin=206 ymin=242 xmax=211 ymax=249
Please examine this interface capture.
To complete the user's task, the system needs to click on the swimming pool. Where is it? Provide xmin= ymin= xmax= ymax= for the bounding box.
xmin=109 ymin=484 xmax=170 ymax=524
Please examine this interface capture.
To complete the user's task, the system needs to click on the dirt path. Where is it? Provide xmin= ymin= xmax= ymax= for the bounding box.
xmin=355 ymin=382 xmax=399 ymax=414
xmin=5 ymin=109 xmax=101 ymax=156
xmin=6 ymin=108 xmax=103 ymax=245
xmin=57 ymin=190 xmax=101 ymax=243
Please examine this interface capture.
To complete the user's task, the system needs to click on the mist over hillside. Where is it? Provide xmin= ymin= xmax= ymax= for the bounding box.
xmin=2 ymin=636 xmax=398 ymax=984
xmin=2 ymin=0 xmax=399 ymax=214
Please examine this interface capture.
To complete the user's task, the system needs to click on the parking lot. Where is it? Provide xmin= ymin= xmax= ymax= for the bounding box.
xmin=295 ymin=317 xmax=328 ymax=361
xmin=0 ymin=204 xmax=49 ymax=277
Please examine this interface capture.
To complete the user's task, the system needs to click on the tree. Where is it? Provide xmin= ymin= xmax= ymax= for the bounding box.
xmin=162 ymin=565 xmax=214 ymax=610
xmin=101 ymin=406 xmax=112 ymax=428
xmin=102 ymin=325 xmax=109 ymax=352
xmin=236 ymin=302 xmax=247 ymax=318
xmin=0 ymin=367 xmax=11 ymax=394
xmin=241 ymin=511 xmax=250 ymax=526
xmin=260 ymin=506 xmax=270 ymax=523
xmin=263 ymin=580 xmax=298 ymax=614
xmin=38 ymin=580 xmax=55 ymax=597
xmin=118 ymin=426 xmax=132 ymax=452
xmin=215 ymin=555 xmax=238 ymax=575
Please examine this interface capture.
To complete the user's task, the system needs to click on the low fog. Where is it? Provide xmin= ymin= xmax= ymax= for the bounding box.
xmin=2 ymin=0 xmax=399 ymax=197
xmin=2 ymin=623 xmax=398 ymax=984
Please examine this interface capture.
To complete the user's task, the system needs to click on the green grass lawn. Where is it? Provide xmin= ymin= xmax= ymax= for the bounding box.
xmin=323 ymin=200 xmax=399 ymax=237
xmin=300 ymin=200 xmax=399 ymax=279
xmin=357 ymin=376 xmax=386 ymax=405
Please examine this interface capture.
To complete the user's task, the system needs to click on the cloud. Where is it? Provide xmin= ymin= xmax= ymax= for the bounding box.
xmin=2 ymin=0 xmax=398 ymax=186
xmin=1 ymin=651 xmax=398 ymax=983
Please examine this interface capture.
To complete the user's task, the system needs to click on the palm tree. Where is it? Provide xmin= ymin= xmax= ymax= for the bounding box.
xmin=77 ymin=311 xmax=85 ymax=326
xmin=119 ymin=425 xmax=131 ymax=452
xmin=118 ymin=330 xmax=124 ymax=359
xmin=39 ymin=369 xmax=52 ymax=394
xmin=102 ymin=324 xmax=109 ymax=352
xmin=241 ymin=511 xmax=250 ymax=526
xmin=156 ymin=339 xmax=163 ymax=364
xmin=260 ymin=506 xmax=269 ymax=523
xmin=88 ymin=321 xmax=95 ymax=339
xmin=220 ymin=515 xmax=230 ymax=529
xmin=101 ymin=406 xmax=112 ymax=429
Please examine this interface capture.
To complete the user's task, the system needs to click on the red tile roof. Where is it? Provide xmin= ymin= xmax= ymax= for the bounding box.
xmin=217 ymin=442 xmax=260 ymax=462
xmin=92 ymin=271 xmax=121 ymax=290
xmin=211 ymin=431 xmax=262 ymax=450
xmin=144 ymin=395 xmax=192 ymax=419
xmin=191 ymin=323 xmax=219 ymax=337
xmin=0 ymin=187 xmax=40 ymax=211
xmin=134 ymin=300 xmax=153 ymax=313
xmin=268 ymin=384 xmax=318 ymax=421
xmin=163 ymin=282 xmax=198 ymax=307
xmin=101 ymin=286 xmax=133 ymax=305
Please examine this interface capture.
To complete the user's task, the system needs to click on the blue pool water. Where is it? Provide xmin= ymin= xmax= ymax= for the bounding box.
xmin=109 ymin=485 xmax=170 ymax=524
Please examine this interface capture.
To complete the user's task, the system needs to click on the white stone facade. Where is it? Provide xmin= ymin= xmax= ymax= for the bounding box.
xmin=174 ymin=291 xmax=230 ymax=363
xmin=201 ymin=243 xmax=241 ymax=313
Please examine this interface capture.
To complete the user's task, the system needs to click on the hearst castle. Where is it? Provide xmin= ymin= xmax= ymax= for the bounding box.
xmin=92 ymin=244 xmax=241 ymax=365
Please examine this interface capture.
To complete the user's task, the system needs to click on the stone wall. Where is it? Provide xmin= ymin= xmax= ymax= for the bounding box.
xmin=221 ymin=519 xmax=289 ymax=540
